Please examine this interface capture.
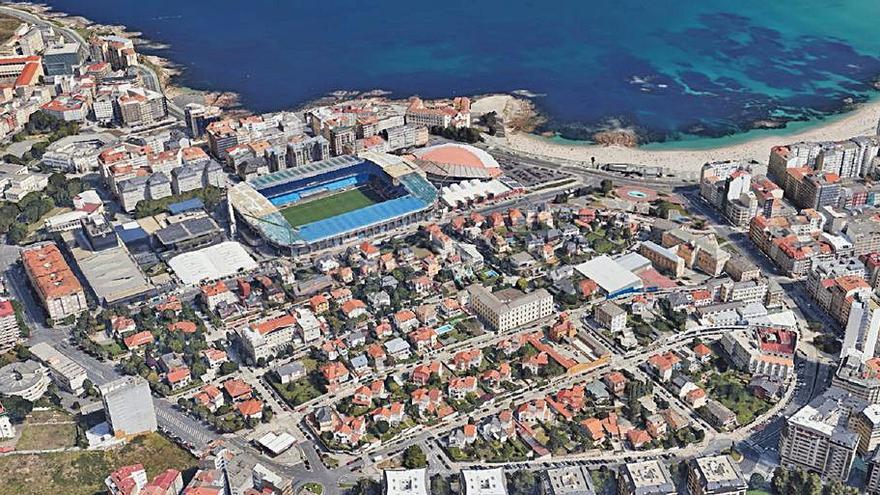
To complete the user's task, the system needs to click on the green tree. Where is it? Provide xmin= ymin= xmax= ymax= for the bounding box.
xmin=508 ymin=470 xmax=537 ymax=495
xmin=0 ymin=394 xmax=32 ymax=421
xmin=6 ymin=223 xmax=27 ymax=244
xmin=402 ymin=445 xmax=427 ymax=468
xmin=600 ymin=179 xmax=614 ymax=194
xmin=748 ymin=473 xmax=765 ymax=490
xmin=430 ymin=475 xmax=451 ymax=495
xmin=802 ymin=473 xmax=822 ymax=495
xmin=349 ymin=478 xmax=379 ymax=495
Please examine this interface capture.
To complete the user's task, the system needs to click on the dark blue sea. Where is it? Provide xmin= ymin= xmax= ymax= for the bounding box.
xmin=39 ymin=0 xmax=880 ymax=144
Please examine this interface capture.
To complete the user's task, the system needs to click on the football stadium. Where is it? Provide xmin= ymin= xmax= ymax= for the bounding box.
xmin=228 ymin=152 xmax=438 ymax=253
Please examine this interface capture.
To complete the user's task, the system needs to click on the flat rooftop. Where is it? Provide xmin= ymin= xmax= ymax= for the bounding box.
xmin=692 ymin=455 xmax=746 ymax=491
xmin=544 ymin=466 xmax=596 ymax=495
xmin=621 ymin=460 xmax=675 ymax=493
xmin=383 ymin=469 xmax=428 ymax=495
xmin=461 ymin=468 xmax=508 ymax=495
xmin=70 ymin=243 xmax=154 ymax=305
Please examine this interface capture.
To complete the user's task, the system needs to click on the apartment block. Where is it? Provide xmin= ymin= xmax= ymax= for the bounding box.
xmin=20 ymin=243 xmax=87 ymax=321
xmin=779 ymin=387 xmax=865 ymax=481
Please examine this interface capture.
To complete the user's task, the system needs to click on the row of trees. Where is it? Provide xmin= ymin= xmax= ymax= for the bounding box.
xmin=771 ymin=466 xmax=857 ymax=495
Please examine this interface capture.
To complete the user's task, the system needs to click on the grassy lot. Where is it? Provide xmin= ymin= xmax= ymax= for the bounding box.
xmin=16 ymin=410 xmax=78 ymax=451
xmin=0 ymin=433 xmax=195 ymax=495
xmin=0 ymin=14 xmax=21 ymax=45
xmin=280 ymin=188 xmax=377 ymax=227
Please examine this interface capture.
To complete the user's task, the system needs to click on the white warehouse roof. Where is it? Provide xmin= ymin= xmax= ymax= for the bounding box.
xmin=168 ymin=241 xmax=258 ymax=285
xmin=440 ymin=179 xmax=511 ymax=207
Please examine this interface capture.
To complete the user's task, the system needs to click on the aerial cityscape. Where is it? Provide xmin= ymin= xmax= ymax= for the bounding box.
xmin=3 ymin=2 xmax=880 ymax=495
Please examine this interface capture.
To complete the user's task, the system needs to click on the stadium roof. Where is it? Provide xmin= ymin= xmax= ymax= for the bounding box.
xmin=249 ymin=155 xmax=363 ymax=190
xmin=168 ymin=241 xmax=258 ymax=285
xmin=229 ymin=152 xmax=437 ymax=247
xmin=575 ymin=255 xmax=643 ymax=296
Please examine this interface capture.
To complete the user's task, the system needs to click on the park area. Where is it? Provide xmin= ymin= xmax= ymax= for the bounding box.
xmin=280 ymin=188 xmax=378 ymax=227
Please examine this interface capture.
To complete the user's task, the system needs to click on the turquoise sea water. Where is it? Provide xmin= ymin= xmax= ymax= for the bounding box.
xmin=41 ymin=0 xmax=880 ymax=146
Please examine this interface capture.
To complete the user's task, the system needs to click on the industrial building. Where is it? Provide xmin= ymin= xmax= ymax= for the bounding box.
xmin=100 ymin=376 xmax=158 ymax=438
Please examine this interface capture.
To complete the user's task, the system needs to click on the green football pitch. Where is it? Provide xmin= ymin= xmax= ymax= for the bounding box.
xmin=279 ymin=188 xmax=378 ymax=227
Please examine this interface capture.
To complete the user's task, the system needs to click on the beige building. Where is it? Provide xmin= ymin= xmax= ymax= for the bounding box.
xmin=595 ymin=301 xmax=627 ymax=333
xmin=687 ymin=455 xmax=747 ymax=495
xmin=618 ymin=461 xmax=675 ymax=495
xmin=21 ymin=243 xmax=88 ymax=322
xmin=852 ymin=404 xmax=880 ymax=455
xmin=779 ymin=387 xmax=863 ymax=481
xmin=639 ymin=241 xmax=684 ymax=278
xmin=467 ymin=284 xmax=553 ymax=332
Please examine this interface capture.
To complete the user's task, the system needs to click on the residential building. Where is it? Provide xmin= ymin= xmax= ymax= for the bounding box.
xmin=0 ymin=299 xmax=19 ymax=352
xmin=639 ymin=241 xmax=684 ymax=278
xmin=541 ymin=466 xmax=596 ymax=495
xmin=779 ymin=387 xmax=865 ymax=481
xmin=852 ymin=404 xmax=880 ymax=456
xmin=105 ymin=464 xmax=147 ymax=495
xmin=687 ymin=455 xmax=747 ymax=495
xmin=461 ymin=467 xmax=508 ymax=495
xmin=21 ymin=243 xmax=88 ymax=321
xmin=595 ymin=301 xmax=627 ymax=333
xmin=383 ymin=468 xmax=428 ymax=495
xmin=842 ymin=295 xmax=880 ymax=361
xmin=617 ymin=461 xmax=676 ymax=495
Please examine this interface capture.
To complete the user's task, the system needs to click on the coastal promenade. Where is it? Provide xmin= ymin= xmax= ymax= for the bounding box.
xmin=474 ymin=94 xmax=880 ymax=174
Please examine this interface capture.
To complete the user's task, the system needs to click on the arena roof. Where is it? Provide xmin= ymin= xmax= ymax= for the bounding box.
xmin=413 ymin=143 xmax=502 ymax=180
xmin=413 ymin=143 xmax=500 ymax=169
xmin=168 ymin=241 xmax=258 ymax=285
xmin=575 ymin=255 xmax=643 ymax=296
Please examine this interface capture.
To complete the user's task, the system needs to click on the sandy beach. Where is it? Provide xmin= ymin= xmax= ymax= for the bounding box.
xmin=474 ymin=95 xmax=880 ymax=174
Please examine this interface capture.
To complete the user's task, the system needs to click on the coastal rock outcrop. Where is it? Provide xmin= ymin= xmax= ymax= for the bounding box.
xmin=592 ymin=129 xmax=639 ymax=147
